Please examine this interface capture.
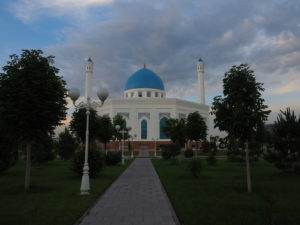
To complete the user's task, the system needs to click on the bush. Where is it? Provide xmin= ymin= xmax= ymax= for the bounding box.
xmin=184 ymin=149 xmax=194 ymax=158
xmin=187 ymin=158 xmax=202 ymax=177
xmin=105 ymin=151 xmax=121 ymax=165
xmin=56 ymin=128 xmax=78 ymax=160
xmin=71 ymin=144 xmax=104 ymax=177
xmin=161 ymin=143 xmax=181 ymax=160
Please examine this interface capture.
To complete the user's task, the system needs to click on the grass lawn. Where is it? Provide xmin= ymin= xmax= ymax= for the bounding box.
xmin=152 ymin=158 xmax=300 ymax=225
xmin=0 ymin=159 xmax=131 ymax=225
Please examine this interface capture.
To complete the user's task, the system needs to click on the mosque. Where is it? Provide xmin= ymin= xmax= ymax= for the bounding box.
xmin=97 ymin=59 xmax=209 ymax=150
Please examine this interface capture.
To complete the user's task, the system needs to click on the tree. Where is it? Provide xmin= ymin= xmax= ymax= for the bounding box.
xmin=97 ymin=115 xmax=114 ymax=153
xmin=56 ymin=128 xmax=78 ymax=160
xmin=113 ymin=114 xmax=131 ymax=141
xmin=211 ymin=64 xmax=270 ymax=192
xmin=162 ymin=118 xmax=186 ymax=147
xmin=0 ymin=49 xmax=67 ymax=191
xmin=70 ymin=107 xmax=99 ymax=143
xmin=265 ymin=108 xmax=300 ymax=174
xmin=186 ymin=111 xmax=207 ymax=154
xmin=31 ymin=133 xmax=55 ymax=164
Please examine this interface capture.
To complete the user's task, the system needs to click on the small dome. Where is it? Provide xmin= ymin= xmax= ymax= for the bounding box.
xmin=124 ymin=68 xmax=165 ymax=91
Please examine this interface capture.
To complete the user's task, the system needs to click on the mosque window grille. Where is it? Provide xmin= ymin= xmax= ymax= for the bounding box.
xmin=138 ymin=92 xmax=142 ymax=97
xmin=155 ymin=92 xmax=158 ymax=97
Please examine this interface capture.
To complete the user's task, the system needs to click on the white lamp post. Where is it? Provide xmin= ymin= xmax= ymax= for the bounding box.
xmin=131 ymin=134 xmax=136 ymax=159
xmin=68 ymin=58 xmax=109 ymax=195
xmin=152 ymin=138 xmax=158 ymax=157
xmin=115 ymin=125 xmax=127 ymax=165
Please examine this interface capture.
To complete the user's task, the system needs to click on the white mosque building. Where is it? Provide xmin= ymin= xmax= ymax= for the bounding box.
xmin=97 ymin=59 xmax=209 ymax=150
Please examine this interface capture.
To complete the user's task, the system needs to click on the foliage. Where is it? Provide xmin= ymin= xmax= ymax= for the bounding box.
xmin=113 ymin=114 xmax=131 ymax=141
xmin=105 ymin=151 xmax=122 ymax=165
xmin=97 ymin=115 xmax=114 ymax=151
xmin=71 ymin=142 xmax=104 ymax=177
xmin=161 ymin=143 xmax=181 ymax=160
xmin=184 ymin=149 xmax=194 ymax=158
xmin=227 ymin=137 xmax=262 ymax=162
xmin=56 ymin=128 xmax=78 ymax=160
xmin=186 ymin=111 xmax=207 ymax=143
xmin=0 ymin=49 xmax=67 ymax=191
xmin=264 ymin=108 xmax=300 ymax=174
xmin=211 ymin=64 xmax=270 ymax=141
xmin=210 ymin=64 xmax=270 ymax=192
xmin=187 ymin=158 xmax=202 ymax=177
xmin=70 ymin=107 xmax=99 ymax=143
xmin=0 ymin=134 xmax=18 ymax=173
xmin=202 ymin=141 xmax=210 ymax=153
xmin=31 ymin=133 xmax=55 ymax=164
xmin=162 ymin=118 xmax=186 ymax=147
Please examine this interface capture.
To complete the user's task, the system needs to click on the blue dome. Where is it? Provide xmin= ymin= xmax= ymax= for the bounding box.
xmin=125 ymin=68 xmax=165 ymax=91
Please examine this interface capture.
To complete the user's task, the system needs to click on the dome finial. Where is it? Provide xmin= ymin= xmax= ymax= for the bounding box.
xmin=143 ymin=59 xmax=146 ymax=69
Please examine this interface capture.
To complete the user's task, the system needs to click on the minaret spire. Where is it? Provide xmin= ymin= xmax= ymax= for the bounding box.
xmin=197 ymin=58 xmax=205 ymax=104
xmin=143 ymin=59 xmax=146 ymax=69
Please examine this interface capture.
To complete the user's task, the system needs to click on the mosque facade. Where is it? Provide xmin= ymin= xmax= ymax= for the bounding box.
xmin=97 ymin=59 xmax=209 ymax=150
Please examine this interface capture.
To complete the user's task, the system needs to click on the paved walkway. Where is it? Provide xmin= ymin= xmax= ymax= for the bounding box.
xmin=77 ymin=158 xmax=180 ymax=225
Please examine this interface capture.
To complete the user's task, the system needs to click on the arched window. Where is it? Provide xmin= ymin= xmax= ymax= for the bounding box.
xmin=141 ymin=120 xmax=147 ymax=139
xmin=160 ymin=117 xmax=168 ymax=139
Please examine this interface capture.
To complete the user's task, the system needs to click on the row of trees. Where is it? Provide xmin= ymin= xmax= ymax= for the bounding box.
xmin=162 ymin=111 xmax=207 ymax=148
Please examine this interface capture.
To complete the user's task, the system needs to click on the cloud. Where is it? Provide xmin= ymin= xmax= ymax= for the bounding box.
xmin=9 ymin=0 xmax=297 ymax=124
xmin=10 ymin=0 xmax=113 ymax=23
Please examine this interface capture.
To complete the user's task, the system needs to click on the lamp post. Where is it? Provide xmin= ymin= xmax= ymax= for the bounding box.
xmin=115 ymin=125 xmax=127 ymax=165
xmin=68 ymin=58 xmax=108 ymax=195
xmin=152 ymin=138 xmax=158 ymax=157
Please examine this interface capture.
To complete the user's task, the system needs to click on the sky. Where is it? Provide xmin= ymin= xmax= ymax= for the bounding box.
xmin=0 ymin=0 xmax=299 ymax=135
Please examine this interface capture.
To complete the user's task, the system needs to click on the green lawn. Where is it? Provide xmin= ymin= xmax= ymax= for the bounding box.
xmin=152 ymin=158 xmax=300 ymax=225
xmin=0 ymin=159 xmax=131 ymax=225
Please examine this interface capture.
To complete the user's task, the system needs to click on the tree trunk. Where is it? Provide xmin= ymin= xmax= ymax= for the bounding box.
xmin=24 ymin=142 xmax=31 ymax=192
xmin=104 ymin=142 xmax=107 ymax=155
xmin=245 ymin=140 xmax=252 ymax=193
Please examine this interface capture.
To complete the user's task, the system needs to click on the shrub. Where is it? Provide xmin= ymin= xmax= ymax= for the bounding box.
xmin=71 ymin=144 xmax=104 ymax=177
xmin=161 ymin=143 xmax=181 ymax=160
xmin=184 ymin=149 xmax=194 ymax=158
xmin=187 ymin=158 xmax=202 ymax=177
xmin=56 ymin=128 xmax=78 ymax=160
xmin=105 ymin=151 xmax=121 ymax=165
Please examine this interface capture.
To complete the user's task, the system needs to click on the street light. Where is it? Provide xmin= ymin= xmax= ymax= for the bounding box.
xmin=68 ymin=58 xmax=109 ymax=195
xmin=115 ymin=125 xmax=127 ymax=165
xmin=152 ymin=138 xmax=158 ymax=157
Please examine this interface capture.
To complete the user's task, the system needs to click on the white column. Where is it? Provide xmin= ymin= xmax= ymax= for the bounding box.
xmin=85 ymin=58 xmax=93 ymax=100
xmin=197 ymin=58 xmax=205 ymax=104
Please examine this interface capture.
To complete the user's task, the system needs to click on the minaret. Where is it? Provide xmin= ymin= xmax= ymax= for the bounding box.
xmin=197 ymin=58 xmax=205 ymax=104
xmin=85 ymin=58 xmax=93 ymax=100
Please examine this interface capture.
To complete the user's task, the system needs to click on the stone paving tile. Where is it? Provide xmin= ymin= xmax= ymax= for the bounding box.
xmin=77 ymin=158 xmax=180 ymax=225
